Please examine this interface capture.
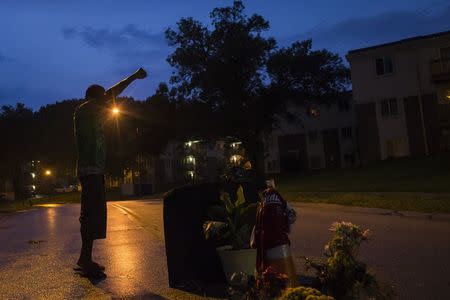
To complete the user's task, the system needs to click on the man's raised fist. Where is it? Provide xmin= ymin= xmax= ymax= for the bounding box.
xmin=135 ymin=68 xmax=147 ymax=79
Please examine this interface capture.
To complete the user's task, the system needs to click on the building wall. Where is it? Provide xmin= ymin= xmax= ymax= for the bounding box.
xmin=348 ymin=32 xmax=450 ymax=161
xmin=265 ymin=102 xmax=357 ymax=174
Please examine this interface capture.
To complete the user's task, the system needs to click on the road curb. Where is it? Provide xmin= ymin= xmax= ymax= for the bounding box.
xmin=289 ymin=202 xmax=450 ymax=222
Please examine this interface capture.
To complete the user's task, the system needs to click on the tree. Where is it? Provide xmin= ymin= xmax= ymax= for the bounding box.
xmin=0 ymin=103 xmax=36 ymax=200
xmin=267 ymin=40 xmax=350 ymax=107
xmin=166 ymin=1 xmax=350 ymax=175
xmin=34 ymin=99 xmax=82 ymax=181
xmin=166 ymin=1 xmax=276 ymax=174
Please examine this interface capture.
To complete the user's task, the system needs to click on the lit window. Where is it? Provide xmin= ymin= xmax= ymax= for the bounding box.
xmin=230 ymin=155 xmax=243 ymax=164
xmin=307 ymin=106 xmax=319 ymax=117
xmin=185 ymin=155 xmax=195 ymax=165
xmin=231 ymin=141 xmax=242 ymax=149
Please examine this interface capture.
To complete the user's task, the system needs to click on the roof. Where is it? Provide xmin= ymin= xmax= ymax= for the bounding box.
xmin=347 ymin=30 xmax=450 ymax=56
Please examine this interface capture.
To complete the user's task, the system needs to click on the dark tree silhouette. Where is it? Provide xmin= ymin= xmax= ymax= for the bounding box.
xmin=35 ymin=99 xmax=83 ymax=180
xmin=267 ymin=40 xmax=350 ymax=107
xmin=0 ymin=103 xmax=35 ymax=200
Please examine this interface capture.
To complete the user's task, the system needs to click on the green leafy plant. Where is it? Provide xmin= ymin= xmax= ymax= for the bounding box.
xmin=203 ymin=185 xmax=257 ymax=250
xmin=279 ymin=286 xmax=335 ymax=300
xmin=304 ymin=222 xmax=393 ymax=299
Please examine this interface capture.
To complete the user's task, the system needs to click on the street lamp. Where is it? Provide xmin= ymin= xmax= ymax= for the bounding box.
xmin=112 ymin=107 xmax=120 ymax=115
xmin=45 ymin=170 xmax=52 ymax=176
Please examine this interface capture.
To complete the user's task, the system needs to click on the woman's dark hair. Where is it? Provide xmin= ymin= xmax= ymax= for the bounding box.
xmin=85 ymin=84 xmax=105 ymax=99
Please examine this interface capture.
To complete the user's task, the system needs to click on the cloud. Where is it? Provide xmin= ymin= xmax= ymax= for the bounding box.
xmin=287 ymin=5 xmax=450 ymax=56
xmin=62 ymin=24 xmax=169 ymax=70
xmin=61 ymin=24 xmax=173 ymax=100
xmin=62 ymin=24 xmax=165 ymax=51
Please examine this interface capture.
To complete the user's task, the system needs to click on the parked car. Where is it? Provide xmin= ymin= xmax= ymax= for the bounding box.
xmin=24 ymin=185 xmax=37 ymax=198
xmin=54 ymin=185 xmax=77 ymax=193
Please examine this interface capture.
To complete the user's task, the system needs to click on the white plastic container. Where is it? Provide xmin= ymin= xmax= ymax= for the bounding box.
xmin=216 ymin=246 xmax=257 ymax=282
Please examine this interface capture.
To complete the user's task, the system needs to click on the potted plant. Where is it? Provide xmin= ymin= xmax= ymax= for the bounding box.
xmin=203 ymin=185 xmax=257 ymax=281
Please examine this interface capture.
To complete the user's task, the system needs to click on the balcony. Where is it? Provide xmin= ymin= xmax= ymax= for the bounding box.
xmin=431 ymin=59 xmax=450 ymax=83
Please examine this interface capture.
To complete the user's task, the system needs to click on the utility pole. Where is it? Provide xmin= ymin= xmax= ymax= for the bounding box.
xmin=416 ymin=63 xmax=429 ymax=156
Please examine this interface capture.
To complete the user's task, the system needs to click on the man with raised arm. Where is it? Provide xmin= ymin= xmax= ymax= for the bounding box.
xmin=73 ymin=68 xmax=147 ymax=278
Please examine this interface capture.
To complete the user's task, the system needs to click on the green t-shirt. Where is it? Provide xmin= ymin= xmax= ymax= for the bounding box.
xmin=73 ymin=100 xmax=106 ymax=176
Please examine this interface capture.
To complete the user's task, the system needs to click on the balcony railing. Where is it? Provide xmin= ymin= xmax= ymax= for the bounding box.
xmin=431 ymin=59 xmax=450 ymax=83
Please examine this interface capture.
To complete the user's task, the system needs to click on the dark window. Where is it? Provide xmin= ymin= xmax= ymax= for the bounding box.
xmin=338 ymin=99 xmax=350 ymax=112
xmin=344 ymin=153 xmax=355 ymax=164
xmin=384 ymin=57 xmax=393 ymax=73
xmin=389 ymin=98 xmax=398 ymax=115
xmin=308 ymin=131 xmax=318 ymax=143
xmin=376 ymin=57 xmax=394 ymax=75
xmin=381 ymin=100 xmax=389 ymax=117
xmin=272 ymin=160 xmax=277 ymax=171
xmin=341 ymin=127 xmax=352 ymax=139
xmin=381 ymin=98 xmax=399 ymax=117
xmin=310 ymin=156 xmax=321 ymax=169
xmin=376 ymin=58 xmax=384 ymax=75
xmin=441 ymin=47 xmax=450 ymax=60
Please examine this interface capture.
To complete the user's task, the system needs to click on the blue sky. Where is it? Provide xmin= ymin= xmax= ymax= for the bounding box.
xmin=0 ymin=0 xmax=449 ymax=109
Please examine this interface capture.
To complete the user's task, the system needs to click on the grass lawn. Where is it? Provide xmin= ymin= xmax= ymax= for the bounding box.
xmin=0 ymin=192 xmax=81 ymax=213
xmin=276 ymin=154 xmax=450 ymax=213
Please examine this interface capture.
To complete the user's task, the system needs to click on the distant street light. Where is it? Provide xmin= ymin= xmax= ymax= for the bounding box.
xmin=45 ymin=170 xmax=52 ymax=176
xmin=112 ymin=107 xmax=120 ymax=115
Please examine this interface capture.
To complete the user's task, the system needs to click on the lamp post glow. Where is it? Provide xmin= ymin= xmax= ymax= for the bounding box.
xmin=112 ymin=107 xmax=120 ymax=115
xmin=45 ymin=170 xmax=52 ymax=176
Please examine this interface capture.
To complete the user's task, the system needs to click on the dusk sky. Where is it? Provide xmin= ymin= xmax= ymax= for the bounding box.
xmin=1 ymin=0 xmax=449 ymax=110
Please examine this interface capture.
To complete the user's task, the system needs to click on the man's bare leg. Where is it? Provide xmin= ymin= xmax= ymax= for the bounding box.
xmin=76 ymin=238 xmax=106 ymax=278
xmin=77 ymin=237 xmax=93 ymax=267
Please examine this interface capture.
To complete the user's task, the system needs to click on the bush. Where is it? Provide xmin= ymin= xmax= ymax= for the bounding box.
xmin=280 ymin=286 xmax=334 ymax=300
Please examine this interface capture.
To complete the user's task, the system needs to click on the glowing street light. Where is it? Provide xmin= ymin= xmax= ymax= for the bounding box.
xmin=112 ymin=107 xmax=120 ymax=115
xmin=45 ymin=170 xmax=52 ymax=176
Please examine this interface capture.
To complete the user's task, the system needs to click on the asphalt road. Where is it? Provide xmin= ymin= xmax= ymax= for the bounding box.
xmin=0 ymin=200 xmax=449 ymax=299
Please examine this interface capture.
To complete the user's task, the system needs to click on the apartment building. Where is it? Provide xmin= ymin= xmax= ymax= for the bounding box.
xmin=347 ymin=30 xmax=450 ymax=164
xmin=264 ymin=98 xmax=357 ymax=174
